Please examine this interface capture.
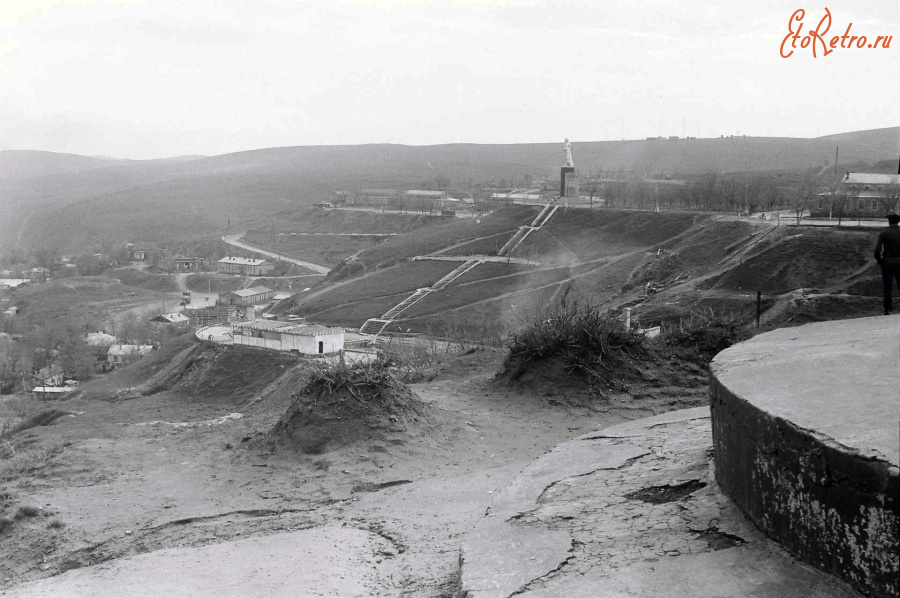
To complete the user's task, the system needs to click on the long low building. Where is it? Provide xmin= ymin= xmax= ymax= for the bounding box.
xmin=232 ymin=320 xmax=344 ymax=354
xmin=219 ymin=286 xmax=274 ymax=306
xmin=218 ymin=257 xmax=275 ymax=276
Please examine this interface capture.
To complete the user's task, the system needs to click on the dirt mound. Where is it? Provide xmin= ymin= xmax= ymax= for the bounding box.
xmin=267 ymin=362 xmax=431 ymax=454
xmin=85 ymin=337 xmax=299 ymax=405
xmin=711 ymin=228 xmax=872 ymax=294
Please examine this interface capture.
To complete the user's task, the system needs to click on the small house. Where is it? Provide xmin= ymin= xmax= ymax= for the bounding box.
xmin=29 ymin=267 xmax=50 ymax=283
xmin=31 ymin=386 xmax=75 ymax=399
xmin=107 ymin=344 xmax=153 ymax=366
xmin=149 ymin=312 xmax=190 ymax=331
xmin=174 ymin=257 xmax=206 ymax=271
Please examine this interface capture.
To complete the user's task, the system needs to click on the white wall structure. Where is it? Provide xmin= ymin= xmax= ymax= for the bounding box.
xmin=231 ymin=320 xmax=344 ymax=354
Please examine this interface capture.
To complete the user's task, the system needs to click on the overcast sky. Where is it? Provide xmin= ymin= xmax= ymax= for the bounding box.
xmin=1 ymin=0 xmax=897 ymax=159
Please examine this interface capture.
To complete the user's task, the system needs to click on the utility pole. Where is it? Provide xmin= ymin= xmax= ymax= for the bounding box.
xmin=830 ymin=146 xmax=839 ymax=219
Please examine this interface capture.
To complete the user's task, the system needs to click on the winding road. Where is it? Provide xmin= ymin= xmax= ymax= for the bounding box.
xmin=221 ymin=233 xmax=331 ymax=275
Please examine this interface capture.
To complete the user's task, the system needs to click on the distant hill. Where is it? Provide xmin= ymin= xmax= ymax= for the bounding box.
xmin=2 ymin=127 xmax=896 ymax=250
xmin=0 ymin=150 xmax=126 ymax=180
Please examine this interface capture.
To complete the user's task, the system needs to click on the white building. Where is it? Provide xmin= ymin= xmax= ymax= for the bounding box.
xmin=217 ymin=257 xmax=275 ymax=276
xmin=107 ymin=344 xmax=153 ymax=366
xmin=231 ymin=320 xmax=344 ymax=354
xmin=219 ymin=286 xmax=275 ymax=306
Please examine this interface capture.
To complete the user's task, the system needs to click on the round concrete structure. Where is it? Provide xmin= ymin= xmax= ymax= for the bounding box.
xmin=710 ymin=316 xmax=899 ymax=598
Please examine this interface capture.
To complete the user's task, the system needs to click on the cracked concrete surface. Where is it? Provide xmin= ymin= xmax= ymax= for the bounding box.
xmin=460 ymin=407 xmax=862 ymax=598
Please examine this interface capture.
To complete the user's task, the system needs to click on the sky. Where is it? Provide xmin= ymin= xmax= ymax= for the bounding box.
xmin=0 ymin=0 xmax=898 ymax=159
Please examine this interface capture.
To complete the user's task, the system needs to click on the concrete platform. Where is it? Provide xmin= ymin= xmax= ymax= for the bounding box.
xmin=459 ymin=408 xmax=861 ymax=598
xmin=710 ymin=316 xmax=899 ymax=598
xmin=0 ymin=525 xmax=387 ymax=597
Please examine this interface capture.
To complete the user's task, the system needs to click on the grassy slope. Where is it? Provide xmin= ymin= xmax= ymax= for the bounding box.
xmin=109 ymin=268 xmax=178 ymax=293
xmin=284 ymin=206 xmax=885 ymax=336
xmin=236 ymin=209 xmax=448 ymax=267
xmin=8 ymin=277 xmax=171 ymax=329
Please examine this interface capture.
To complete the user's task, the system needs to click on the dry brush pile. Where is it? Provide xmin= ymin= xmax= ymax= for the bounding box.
xmin=267 ymin=354 xmax=430 ymax=454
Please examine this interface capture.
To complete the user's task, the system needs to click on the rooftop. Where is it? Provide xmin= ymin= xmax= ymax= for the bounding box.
xmin=218 ymin=257 xmax=271 ymax=266
xmin=151 ymin=312 xmax=190 ymax=324
xmin=234 ymin=319 xmax=343 ymax=336
xmin=228 ymin=286 xmax=273 ymax=297
xmin=406 ymin=190 xmax=447 ymax=196
xmin=843 ymin=172 xmax=900 ymax=186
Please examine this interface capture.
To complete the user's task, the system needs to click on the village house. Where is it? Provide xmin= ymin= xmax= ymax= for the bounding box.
xmin=0 ymin=279 xmax=28 ymax=292
xmin=217 ymin=257 xmax=275 ymax=276
xmin=812 ymin=172 xmax=900 ymax=218
xmin=31 ymin=386 xmax=76 ymax=399
xmin=28 ymin=267 xmax=50 ymax=283
xmin=231 ymin=320 xmax=344 ymax=354
xmin=130 ymin=247 xmax=148 ymax=261
xmin=149 ymin=312 xmax=190 ymax=331
xmin=107 ymin=344 xmax=153 ymax=367
xmin=218 ymin=286 xmax=275 ymax=306
xmin=174 ymin=257 xmax=206 ymax=271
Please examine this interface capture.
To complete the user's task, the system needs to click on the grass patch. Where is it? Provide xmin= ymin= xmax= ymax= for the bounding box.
xmin=242 ymin=232 xmax=390 ymax=267
xmin=14 ymin=505 xmax=40 ymax=520
xmin=1 ymin=409 xmax=70 ymax=438
xmin=0 ymin=442 xmax=68 ymax=482
xmin=110 ymin=268 xmax=178 ymax=292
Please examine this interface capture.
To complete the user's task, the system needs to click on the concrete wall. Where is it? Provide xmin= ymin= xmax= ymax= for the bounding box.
xmin=233 ymin=330 xmax=344 ymax=354
xmin=710 ymin=374 xmax=899 ymax=598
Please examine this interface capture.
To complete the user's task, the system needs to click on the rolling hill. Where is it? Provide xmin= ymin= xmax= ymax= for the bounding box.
xmin=2 ymin=127 xmax=896 ymax=251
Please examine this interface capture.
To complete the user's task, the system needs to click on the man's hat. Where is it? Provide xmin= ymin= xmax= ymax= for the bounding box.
xmin=887 ymin=211 xmax=900 ymax=218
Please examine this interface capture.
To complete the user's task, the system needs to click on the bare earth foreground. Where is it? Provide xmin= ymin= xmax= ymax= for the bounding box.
xmin=0 ymin=341 xmax=871 ymax=597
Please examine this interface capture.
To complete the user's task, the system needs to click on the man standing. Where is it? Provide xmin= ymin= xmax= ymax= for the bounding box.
xmin=874 ymin=211 xmax=900 ymax=315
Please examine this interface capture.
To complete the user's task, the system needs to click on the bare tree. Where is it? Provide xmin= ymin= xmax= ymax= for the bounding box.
xmin=793 ymin=172 xmax=819 ymax=225
xmin=878 ymin=183 xmax=900 ymax=215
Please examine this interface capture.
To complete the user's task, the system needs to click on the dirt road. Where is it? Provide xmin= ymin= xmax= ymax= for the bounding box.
xmin=222 ymin=233 xmax=331 ymax=274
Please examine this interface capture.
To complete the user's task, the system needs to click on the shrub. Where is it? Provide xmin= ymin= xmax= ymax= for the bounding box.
xmin=15 ymin=505 xmax=40 ymax=519
xmin=663 ymin=308 xmax=751 ymax=358
xmin=505 ymin=295 xmax=647 ymax=380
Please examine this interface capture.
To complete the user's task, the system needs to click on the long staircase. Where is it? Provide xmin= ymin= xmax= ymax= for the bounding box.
xmin=360 ymin=202 xmax=561 ymax=338
xmin=497 ymin=204 xmax=560 ymax=257
xmin=359 ymin=259 xmax=482 ymax=337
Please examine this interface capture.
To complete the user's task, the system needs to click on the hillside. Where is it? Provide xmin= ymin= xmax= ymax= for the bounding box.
xmin=277 ymin=206 xmax=885 ymax=338
xmin=3 ymin=127 xmax=897 ymax=250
